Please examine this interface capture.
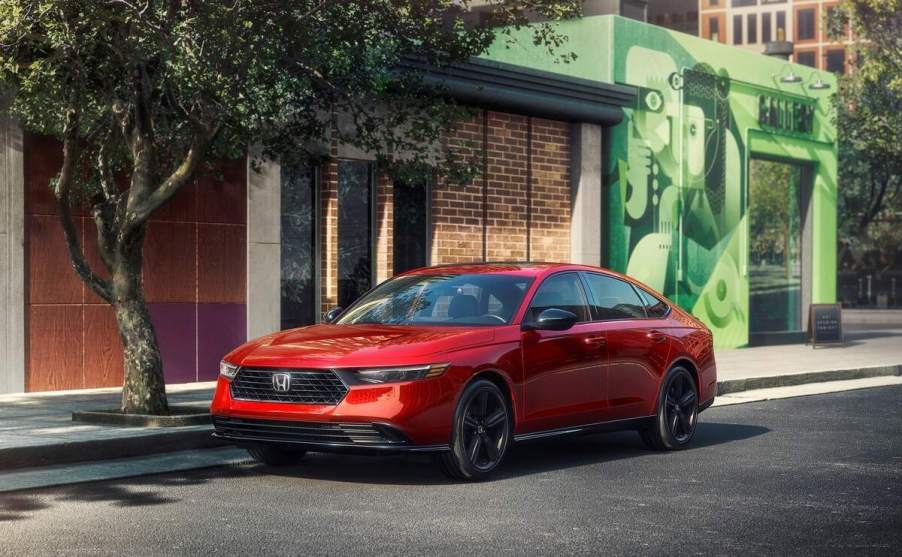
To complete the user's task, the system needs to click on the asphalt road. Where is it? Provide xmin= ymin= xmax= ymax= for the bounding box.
xmin=2 ymin=386 xmax=901 ymax=556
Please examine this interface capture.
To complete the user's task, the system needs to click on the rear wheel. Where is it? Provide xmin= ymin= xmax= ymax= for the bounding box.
xmin=641 ymin=366 xmax=698 ymax=451
xmin=437 ymin=379 xmax=512 ymax=481
xmin=246 ymin=445 xmax=307 ymax=466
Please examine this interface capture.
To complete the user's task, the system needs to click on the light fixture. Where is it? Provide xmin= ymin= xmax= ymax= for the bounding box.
xmin=780 ymin=70 xmax=803 ymax=84
xmin=808 ymin=75 xmax=831 ymax=90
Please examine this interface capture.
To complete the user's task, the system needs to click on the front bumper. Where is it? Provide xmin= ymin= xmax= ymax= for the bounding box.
xmin=211 ymin=415 xmax=449 ymax=454
xmin=209 ymin=372 xmax=459 ymax=447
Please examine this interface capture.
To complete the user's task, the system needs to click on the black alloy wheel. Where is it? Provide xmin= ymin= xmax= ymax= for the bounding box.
xmin=437 ymin=379 xmax=512 ymax=481
xmin=641 ymin=366 xmax=698 ymax=451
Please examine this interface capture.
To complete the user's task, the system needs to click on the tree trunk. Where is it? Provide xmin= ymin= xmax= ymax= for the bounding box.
xmin=116 ymin=297 xmax=169 ymax=414
xmin=113 ymin=225 xmax=169 ymax=415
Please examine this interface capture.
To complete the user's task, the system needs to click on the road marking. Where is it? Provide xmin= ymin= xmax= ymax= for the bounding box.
xmin=712 ymin=376 xmax=902 ymax=407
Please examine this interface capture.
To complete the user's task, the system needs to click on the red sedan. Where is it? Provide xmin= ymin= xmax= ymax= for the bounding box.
xmin=211 ymin=263 xmax=717 ymax=480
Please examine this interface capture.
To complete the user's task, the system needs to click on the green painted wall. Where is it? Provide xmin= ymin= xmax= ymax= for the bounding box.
xmin=485 ymin=16 xmax=838 ymax=348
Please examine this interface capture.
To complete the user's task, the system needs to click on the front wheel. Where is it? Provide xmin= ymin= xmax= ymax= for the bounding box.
xmin=437 ymin=379 xmax=512 ymax=481
xmin=246 ymin=445 xmax=307 ymax=466
xmin=641 ymin=366 xmax=698 ymax=451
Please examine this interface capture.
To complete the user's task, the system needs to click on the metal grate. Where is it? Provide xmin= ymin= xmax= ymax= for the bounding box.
xmin=212 ymin=416 xmax=403 ymax=445
xmin=230 ymin=368 xmax=348 ymax=405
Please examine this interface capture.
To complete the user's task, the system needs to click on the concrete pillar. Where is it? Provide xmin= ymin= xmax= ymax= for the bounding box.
xmin=246 ymin=151 xmax=282 ymax=339
xmin=570 ymin=123 xmax=603 ymax=266
xmin=0 ymin=108 xmax=25 ymax=393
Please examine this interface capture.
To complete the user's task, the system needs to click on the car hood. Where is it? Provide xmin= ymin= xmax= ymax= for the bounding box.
xmin=229 ymin=324 xmax=496 ymax=368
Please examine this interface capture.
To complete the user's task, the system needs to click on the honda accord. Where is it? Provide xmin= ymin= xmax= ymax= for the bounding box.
xmin=211 ymin=263 xmax=717 ymax=480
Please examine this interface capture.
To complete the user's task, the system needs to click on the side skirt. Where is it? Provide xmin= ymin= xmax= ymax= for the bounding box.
xmin=513 ymin=415 xmax=655 ymax=443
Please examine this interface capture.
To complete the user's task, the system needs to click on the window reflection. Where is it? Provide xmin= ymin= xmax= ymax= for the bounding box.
xmin=338 ymin=160 xmax=373 ymax=307
xmin=280 ymin=163 xmax=317 ymax=329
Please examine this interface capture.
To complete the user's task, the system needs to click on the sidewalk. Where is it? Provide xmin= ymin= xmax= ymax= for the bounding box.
xmin=2 ymin=327 xmax=901 ymax=473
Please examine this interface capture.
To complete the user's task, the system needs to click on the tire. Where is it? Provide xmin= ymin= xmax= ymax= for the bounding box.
xmin=437 ymin=379 xmax=512 ymax=481
xmin=246 ymin=445 xmax=307 ymax=466
xmin=641 ymin=366 xmax=699 ymax=451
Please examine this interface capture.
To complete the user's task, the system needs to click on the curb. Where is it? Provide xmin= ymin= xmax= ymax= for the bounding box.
xmin=0 ymin=428 xmax=227 ymax=472
xmin=2 ymin=364 xmax=901 ymax=472
xmin=72 ymin=405 xmax=211 ymax=427
xmin=716 ymin=364 xmax=902 ymax=395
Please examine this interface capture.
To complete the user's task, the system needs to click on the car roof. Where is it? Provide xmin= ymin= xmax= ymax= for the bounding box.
xmin=398 ymin=262 xmax=615 ymax=278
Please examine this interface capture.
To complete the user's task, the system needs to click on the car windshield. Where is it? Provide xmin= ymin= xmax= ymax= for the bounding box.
xmin=335 ymin=273 xmax=534 ymax=326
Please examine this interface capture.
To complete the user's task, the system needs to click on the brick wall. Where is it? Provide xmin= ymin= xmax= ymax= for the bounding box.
xmin=529 ymin=118 xmax=571 ymax=262
xmin=429 ymin=110 xmax=571 ymax=266
xmin=24 ymin=134 xmax=246 ymax=391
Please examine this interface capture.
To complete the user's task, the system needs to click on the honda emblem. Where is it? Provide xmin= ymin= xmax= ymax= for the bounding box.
xmin=272 ymin=373 xmax=291 ymax=392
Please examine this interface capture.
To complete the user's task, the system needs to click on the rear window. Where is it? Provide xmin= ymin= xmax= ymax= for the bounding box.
xmin=635 ymin=287 xmax=670 ymax=318
xmin=582 ymin=273 xmax=646 ymax=320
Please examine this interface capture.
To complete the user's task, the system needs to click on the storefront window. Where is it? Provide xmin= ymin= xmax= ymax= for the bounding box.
xmin=762 ymin=13 xmax=772 ymax=43
xmin=338 ymin=160 xmax=373 ymax=307
xmin=393 ymin=180 xmax=429 ymax=275
xmin=747 ymin=14 xmax=757 ymax=43
xmin=733 ymin=15 xmax=743 ymax=44
xmin=280 ymin=163 xmax=317 ymax=329
xmin=795 ymin=51 xmax=816 ymax=68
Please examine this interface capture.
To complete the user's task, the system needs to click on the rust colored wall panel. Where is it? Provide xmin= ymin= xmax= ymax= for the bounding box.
xmin=197 ymin=158 xmax=247 ymax=225
xmin=24 ymin=134 xmax=62 ymax=216
xmin=27 ymin=305 xmax=83 ymax=391
xmin=198 ymin=223 xmax=246 ymax=303
xmin=153 ymin=181 xmax=197 ymax=223
xmin=28 ymin=215 xmax=84 ymax=304
xmin=83 ymin=305 xmax=124 ymax=388
xmin=144 ymin=221 xmax=197 ymax=303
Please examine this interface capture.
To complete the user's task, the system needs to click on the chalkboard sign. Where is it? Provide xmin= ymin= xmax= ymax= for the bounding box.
xmin=809 ymin=304 xmax=843 ymax=347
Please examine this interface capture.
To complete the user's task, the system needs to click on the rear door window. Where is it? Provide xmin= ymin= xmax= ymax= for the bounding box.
xmin=581 ymin=273 xmax=647 ymax=320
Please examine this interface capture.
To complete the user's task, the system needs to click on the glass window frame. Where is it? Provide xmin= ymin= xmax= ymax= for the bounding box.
xmin=633 ymin=284 xmax=673 ymax=319
xmin=747 ymin=13 xmax=758 ymax=43
xmin=392 ymin=178 xmax=432 ymax=275
xmin=825 ymin=48 xmax=845 ymax=74
xmin=733 ymin=14 xmax=743 ymax=45
xmin=280 ymin=162 xmax=321 ymax=329
xmin=796 ymin=8 xmax=816 ymax=41
xmin=525 ymin=271 xmax=593 ymax=325
xmin=337 ymin=159 xmax=376 ymax=308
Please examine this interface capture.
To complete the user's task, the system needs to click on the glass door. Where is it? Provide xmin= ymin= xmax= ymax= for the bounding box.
xmin=748 ymin=158 xmax=803 ymax=335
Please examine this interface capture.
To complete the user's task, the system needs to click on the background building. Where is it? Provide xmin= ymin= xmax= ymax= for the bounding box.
xmin=0 ymin=15 xmax=837 ymax=393
xmin=699 ymin=0 xmax=853 ymax=74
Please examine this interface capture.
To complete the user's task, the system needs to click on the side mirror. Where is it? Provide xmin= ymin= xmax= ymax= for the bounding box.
xmin=523 ymin=308 xmax=578 ymax=332
xmin=323 ymin=306 xmax=343 ymax=324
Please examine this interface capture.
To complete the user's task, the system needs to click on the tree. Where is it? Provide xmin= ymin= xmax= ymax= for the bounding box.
xmin=0 ymin=1 xmax=579 ymax=414
xmin=828 ymin=1 xmax=902 ymax=266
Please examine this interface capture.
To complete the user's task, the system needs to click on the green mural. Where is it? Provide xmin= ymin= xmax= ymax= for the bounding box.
xmin=485 ymin=16 xmax=837 ymax=348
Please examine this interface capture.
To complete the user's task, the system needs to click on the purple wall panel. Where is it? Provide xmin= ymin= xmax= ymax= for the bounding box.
xmin=197 ymin=304 xmax=247 ymax=382
xmin=148 ymin=303 xmax=197 ymax=384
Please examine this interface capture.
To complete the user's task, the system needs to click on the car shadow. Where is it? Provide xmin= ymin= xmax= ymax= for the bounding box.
xmin=259 ymin=421 xmax=769 ymax=486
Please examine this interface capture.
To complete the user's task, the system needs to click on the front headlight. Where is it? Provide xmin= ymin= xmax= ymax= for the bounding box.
xmin=354 ymin=363 xmax=449 ymax=384
xmin=219 ymin=360 xmax=239 ymax=380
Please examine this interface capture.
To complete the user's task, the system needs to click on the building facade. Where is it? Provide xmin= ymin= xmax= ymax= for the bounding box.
xmin=699 ymin=0 xmax=853 ymax=74
xmin=0 ymin=15 xmax=837 ymax=393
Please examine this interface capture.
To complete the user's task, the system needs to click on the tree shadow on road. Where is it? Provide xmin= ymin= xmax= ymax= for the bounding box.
xmin=258 ymin=421 xmax=769 ymax=486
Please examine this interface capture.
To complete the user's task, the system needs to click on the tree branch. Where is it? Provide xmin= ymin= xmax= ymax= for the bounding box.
xmin=126 ymin=123 xmax=220 ymax=229
xmin=55 ymin=110 xmax=114 ymax=304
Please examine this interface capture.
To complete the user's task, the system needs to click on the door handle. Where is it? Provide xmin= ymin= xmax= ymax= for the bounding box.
xmin=646 ymin=331 xmax=667 ymax=343
xmin=583 ymin=336 xmax=606 ymax=349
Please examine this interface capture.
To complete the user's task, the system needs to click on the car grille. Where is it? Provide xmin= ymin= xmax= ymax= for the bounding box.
xmin=229 ymin=368 xmax=348 ymax=405
xmin=212 ymin=416 xmax=406 ymax=446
